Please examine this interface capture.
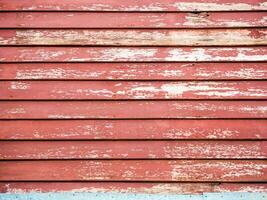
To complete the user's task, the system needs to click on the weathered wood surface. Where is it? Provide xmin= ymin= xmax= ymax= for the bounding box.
xmin=1 ymin=47 xmax=266 ymax=62
xmin=0 ymin=182 xmax=266 ymax=194
xmin=0 ymin=12 xmax=266 ymax=28
xmin=1 ymin=63 xmax=267 ymax=80
xmin=1 ymin=29 xmax=267 ymax=46
xmin=1 ymin=120 xmax=266 ymax=140
xmin=1 ymin=141 xmax=266 ymax=159
xmin=0 ymin=0 xmax=267 ymax=193
xmin=0 ymin=0 xmax=266 ymax=11
xmin=0 ymin=160 xmax=266 ymax=181
xmin=1 ymin=81 xmax=267 ymax=100
xmin=1 ymin=101 xmax=266 ymax=119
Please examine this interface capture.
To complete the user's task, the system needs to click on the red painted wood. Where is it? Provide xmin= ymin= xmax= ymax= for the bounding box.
xmin=1 ymin=101 xmax=266 ymax=119
xmin=1 ymin=47 xmax=266 ymax=62
xmin=0 ymin=0 xmax=266 ymax=190
xmin=1 ymin=63 xmax=266 ymax=80
xmin=1 ymin=29 xmax=266 ymax=46
xmin=0 ymin=0 xmax=266 ymax=11
xmin=1 ymin=141 xmax=266 ymax=159
xmin=0 ymin=12 xmax=265 ymax=28
xmin=0 ymin=160 xmax=266 ymax=181
xmin=0 ymin=182 xmax=266 ymax=194
xmin=2 ymin=81 xmax=267 ymax=100
xmin=0 ymin=120 xmax=266 ymax=140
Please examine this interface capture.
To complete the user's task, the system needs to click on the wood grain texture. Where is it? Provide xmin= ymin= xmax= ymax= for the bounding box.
xmin=0 ymin=182 xmax=266 ymax=194
xmin=1 ymin=141 xmax=266 ymax=159
xmin=1 ymin=120 xmax=266 ymax=140
xmin=0 ymin=160 xmax=266 ymax=181
xmin=1 ymin=0 xmax=267 ymax=190
xmin=1 ymin=47 xmax=266 ymax=62
xmin=1 ymin=29 xmax=267 ymax=46
xmin=1 ymin=101 xmax=266 ymax=119
xmin=0 ymin=12 xmax=266 ymax=28
xmin=1 ymin=63 xmax=267 ymax=80
xmin=0 ymin=0 xmax=266 ymax=11
xmin=1 ymin=81 xmax=267 ymax=100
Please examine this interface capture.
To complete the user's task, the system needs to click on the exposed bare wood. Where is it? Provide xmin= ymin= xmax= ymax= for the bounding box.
xmin=0 ymin=0 xmax=266 ymax=11
xmin=1 ymin=29 xmax=266 ymax=46
xmin=1 ymin=81 xmax=267 ymax=100
xmin=0 ymin=182 xmax=266 ymax=194
xmin=1 ymin=63 xmax=266 ymax=80
xmin=1 ymin=47 xmax=266 ymax=62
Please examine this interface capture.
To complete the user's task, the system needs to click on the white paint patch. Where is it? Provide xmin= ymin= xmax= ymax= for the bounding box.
xmin=6 ymin=108 xmax=26 ymax=114
xmin=101 ymin=48 xmax=157 ymax=61
xmin=174 ymin=2 xmax=266 ymax=11
xmin=9 ymin=82 xmax=30 ymax=90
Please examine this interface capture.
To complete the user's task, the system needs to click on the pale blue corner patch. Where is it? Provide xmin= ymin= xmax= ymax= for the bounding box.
xmin=0 ymin=192 xmax=266 ymax=200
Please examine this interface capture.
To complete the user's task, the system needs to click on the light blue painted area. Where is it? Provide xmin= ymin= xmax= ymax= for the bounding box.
xmin=0 ymin=192 xmax=266 ymax=200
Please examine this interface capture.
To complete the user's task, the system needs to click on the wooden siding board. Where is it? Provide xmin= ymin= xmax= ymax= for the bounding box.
xmin=0 ymin=0 xmax=266 ymax=195
xmin=0 ymin=0 xmax=266 ymax=11
xmin=1 ymin=63 xmax=267 ymax=80
xmin=1 ymin=47 xmax=267 ymax=62
xmin=1 ymin=101 xmax=267 ymax=119
xmin=0 ymin=160 xmax=266 ymax=182
xmin=1 ymin=81 xmax=267 ymax=100
xmin=1 ymin=141 xmax=266 ymax=159
xmin=1 ymin=182 xmax=266 ymax=194
xmin=0 ymin=120 xmax=266 ymax=140
xmin=0 ymin=12 xmax=266 ymax=28
xmin=1 ymin=29 xmax=267 ymax=46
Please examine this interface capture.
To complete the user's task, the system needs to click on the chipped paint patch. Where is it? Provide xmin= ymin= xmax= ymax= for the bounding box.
xmin=9 ymin=82 xmax=30 ymax=90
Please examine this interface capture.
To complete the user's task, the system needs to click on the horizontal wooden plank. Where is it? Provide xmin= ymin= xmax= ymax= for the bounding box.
xmin=0 ymin=160 xmax=266 ymax=181
xmin=0 ymin=182 xmax=266 ymax=194
xmin=0 ymin=0 xmax=266 ymax=11
xmin=1 ymin=101 xmax=266 ymax=119
xmin=0 ymin=12 xmax=266 ymax=28
xmin=1 ymin=63 xmax=267 ymax=80
xmin=1 ymin=29 xmax=267 ymax=46
xmin=2 ymin=81 xmax=267 ymax=100
xmin=1 ymin=141 xmax=266 ymax=159
xmin=1 ymin=47 xmax=266 ymax=62
xmin=0 ymin=120 xmax=266 ymax=140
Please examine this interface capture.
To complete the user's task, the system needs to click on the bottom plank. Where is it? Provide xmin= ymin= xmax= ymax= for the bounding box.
xmin=0 ymin=182 xmax=266 ymax=194
xmin=0 ymin=160 xmax=266 ymax=182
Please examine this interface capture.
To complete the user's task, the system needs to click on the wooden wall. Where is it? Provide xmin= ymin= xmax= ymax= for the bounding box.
xmin=0 ymin=0 xmax=266 ymax=198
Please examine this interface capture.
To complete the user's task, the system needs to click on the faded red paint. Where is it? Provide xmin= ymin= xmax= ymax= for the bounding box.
xmin=1 ymin=63 xmax=266 ymax=80
xmin=0 ymin=0 xmax=266 ymax=11
xmin=1 ymin=47 xmax=266 ymax=62
xmin=1 ymin=81 xmax=267 ymax=100
xmin=0 ymin=0 xmax=266 ymax=195
xmin=1 ymin=101 xmax=267 ymax=119
xmin=1 ymin=141 xmax=266 ymax=159
xmin=0 ymin=160 xmax=266 ymax=181
xmin=0 ymin=12 xmax=266 ymax=28
xmin=0 ymin=120 xmax=266 ymax=140
xmin=1 ymin=182 xmax=266 ymax=194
